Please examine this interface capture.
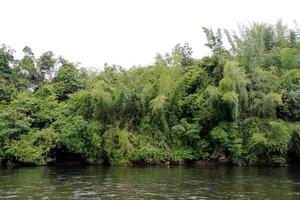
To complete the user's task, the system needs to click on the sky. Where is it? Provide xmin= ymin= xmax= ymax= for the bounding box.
xmin=0 ymin=0 xmax=299 ymax=70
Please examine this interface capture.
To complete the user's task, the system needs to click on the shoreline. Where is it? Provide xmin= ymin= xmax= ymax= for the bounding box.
xmin=2 ymin=158 xmax=296 ymax=168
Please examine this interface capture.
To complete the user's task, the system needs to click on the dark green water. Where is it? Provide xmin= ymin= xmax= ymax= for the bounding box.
xmin=0 ymin=166 xmax=300 ymax=199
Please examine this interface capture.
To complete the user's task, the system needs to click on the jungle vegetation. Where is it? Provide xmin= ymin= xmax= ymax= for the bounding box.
xmin=0 ymin=21 xmax=299 ymax=166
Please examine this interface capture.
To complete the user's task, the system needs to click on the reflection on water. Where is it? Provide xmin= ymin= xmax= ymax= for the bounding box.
xmin=0 ymin=166 xmax=300 ymax=199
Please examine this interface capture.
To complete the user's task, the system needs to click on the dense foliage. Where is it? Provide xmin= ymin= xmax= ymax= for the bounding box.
xmin=0 ymin=21 xmax=299 ymax=166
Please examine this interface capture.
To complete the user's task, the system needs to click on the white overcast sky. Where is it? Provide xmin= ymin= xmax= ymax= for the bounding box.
xmin=0 ymin=0 xmax=299 ymax=69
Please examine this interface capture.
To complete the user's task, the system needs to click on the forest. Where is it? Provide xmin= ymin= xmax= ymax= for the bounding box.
xmin=0 ymin=21 xmax=299 ymax=167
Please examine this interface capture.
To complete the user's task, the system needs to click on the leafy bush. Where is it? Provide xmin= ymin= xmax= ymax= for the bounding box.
xmin=55 ymin=116 xmax=103 ymax=164
xmin=243 ymin=119 xmax=291 ymax=165
xmin=5 ymin=128 xmax=58 ymax=165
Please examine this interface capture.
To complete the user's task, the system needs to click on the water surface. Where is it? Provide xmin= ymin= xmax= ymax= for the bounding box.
xmin=0 ymin=166 xmax=300 ymax=199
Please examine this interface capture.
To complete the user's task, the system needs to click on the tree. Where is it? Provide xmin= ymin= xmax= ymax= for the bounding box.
xmin=171 ymin=43 xmax=193 ymax=67
xmin=37 ymin=51 xmax=56 ymax=81
xmin=54 ymin=63 xmax=81 ymax=100
xmin=18 ymin=46 xmax=39 ymax=89
xmin=0 ymin=45 xmax=14 ymax=81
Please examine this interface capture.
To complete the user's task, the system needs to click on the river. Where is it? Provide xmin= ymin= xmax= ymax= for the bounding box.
xmin=0 ymin=166 xmax=300 ymax=199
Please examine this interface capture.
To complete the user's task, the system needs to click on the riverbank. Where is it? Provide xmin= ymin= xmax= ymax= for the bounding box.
xmin=4 ymin=157 xmax=299 ymax=168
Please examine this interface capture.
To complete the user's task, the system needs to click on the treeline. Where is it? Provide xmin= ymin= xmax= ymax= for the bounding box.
xmin=0 ymin=21 xmax=299 ymax=166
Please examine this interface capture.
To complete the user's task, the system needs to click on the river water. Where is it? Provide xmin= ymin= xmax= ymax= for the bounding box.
xmin=0 ymin=166 xmax=300 ymax=199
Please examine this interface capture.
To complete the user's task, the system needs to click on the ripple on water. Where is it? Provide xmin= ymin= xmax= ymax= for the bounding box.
xmin=0 ymin=166 xmax=300 ymax=199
